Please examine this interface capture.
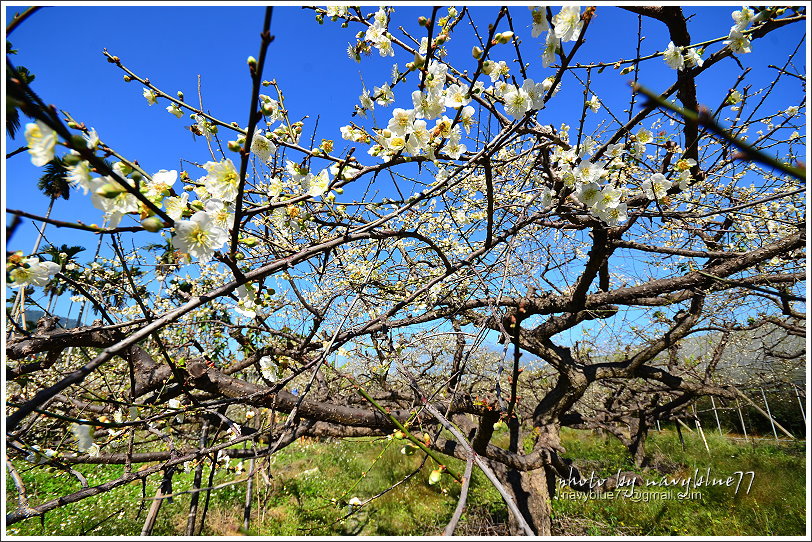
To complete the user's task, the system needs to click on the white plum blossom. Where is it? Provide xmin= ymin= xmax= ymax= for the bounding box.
xmin=642 ymin=173 xmax=672 ymax=199
xmin=529 ymin=6 xmax=549 ymax=38
xmin=595 ymin=202 xmax=628 ymax=226
xmin=168 ymin=399 xmax=185 ymax=423
xmin=303 ymin=169 xmax=330 ymax=197
xmin=444 ymin=84 xmax=470 ymax=109
xmin=724 ymin=29 xmax=752 ymax=54
xmin=359 ymin=89 xmax=374 ymax=115
xmin=552 ymin=6 xmax=583 ymax=42
xmin=172 ymin=210 xmax=229 ymax=263
xmin=541 ymin=76 xmax=561 ymax=97
xmin=234 ymin=284 xmax=258 ymax=318
xmin=522 ymin=79 xmax=546 ymax=110
xmin=405 ymin=119 xmax=431 ymax=154
xmin=595 ymin=185 xmax=623 ymax=211
xmin=542 ymin=30 xmax=560 ymax=67
xmin=684 ymin=48 xmax=704 ymax=68
xmin=732 ymin=6 xmax=755 ymax=30
xmin=83 ymin=128 xmax=100 ymax=149
xmin=387 ymin=108 xmax=416 ymax=136
xmin=412 ymin=89 xmax=446 ymax=120
xmin=484 ymin=60 xmax=508 ymax=83
xmin=202 ymin=158 xmax=240 ymax=202
xmin=163 ymin=193 xmax=189 ymax=221
xmin=90 ymin=177 xmax=141 ymax=227
xmin=24 ymin=120 xmax=57 ymax=167
xmin=204 ymin=199 xmax=236 ymax=231
xmin=145 ymin=169 xmax=178 ymax=200
xmin=502 ymin=85 xmax=532 ymax=118
xmin=143 ymin=88 xmax=157 ymax=105
xmin=576 ymin=182 xmax=601 ymax=207
xmin=663 ymin=41 xmax=685 ymax=70
xmin=66 ymin=158 xmax=93 ymax=194
xmin=267 ymin=176 xmax=283 ymax=197
xmin=70 ymin=423 xmax=94 ymax=453
xmin=9 ymin=257 xmax=61 ymax=288
xmin=373 ymin=83 xmax=395 ymax=106
xmin=251 ymin=133 xmax=276 ymax=162
xmin=326 ymin=5 xmax=349 ymax=18
xmin=586 ymin=94 xmax=601 ymax=113
xmin=166 ymin=103 xmax=183 ymax=118
xmin=426 ymin=60 xmax=448 ymax=88
xmin=329 ymin=162 xmax=362 ymax=181
xmin=259 ymin=356 xmax=277 ymax=381
xmin=540 ymin=185 xmax=555 ymax=208
xmin=606 ymin=143 xmax=626 ymax=161
xmin=441 ymin=132 xmax=467 ymax=160
xmin=636 ymin=127 xmax=653 ymax=144
xmin=460 ymin=105 xmax=476 ymax=134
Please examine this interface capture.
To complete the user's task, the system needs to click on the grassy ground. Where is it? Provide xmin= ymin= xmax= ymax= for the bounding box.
xmin=6 ymin=428 xmax=806 ymax=536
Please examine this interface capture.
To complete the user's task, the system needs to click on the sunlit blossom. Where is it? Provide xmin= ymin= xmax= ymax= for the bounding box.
xmin=24 ymin=120 xmax=57 ymax=167
xmin=172 ymin=210 xmax=229 ymax=263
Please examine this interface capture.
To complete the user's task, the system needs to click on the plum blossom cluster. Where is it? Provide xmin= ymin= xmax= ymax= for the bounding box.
xmin=363 ymin=7 xmax=395 ymax=57
xmin=662 ymin=41 xmax=704 ymax=71
xmin=551 ymin=139 xmax=629 ymax=227
xmin=6 ymin=252 xmax=61 ymax=288
xmin=724 ymin=6 xmax=758 ymax=54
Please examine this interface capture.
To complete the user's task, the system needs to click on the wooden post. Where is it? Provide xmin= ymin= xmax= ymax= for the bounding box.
xmin=185 ymin=421 xmax=209 ymax=535
xmin=760 ymin=387 xmax=779 ymax=442
xmin=676 ymin=418 xmax=694 ymax=432
xmin=793 ymin=384 xmax=806 ymax=424
xmin=710 ymin=396 xmax=723 ymax=435
xmin=735 ymin=399 xmax=749 ymax=443
xmin=692 ymin=404 xmax=710 ymax=454
xmin=735 ymin=388 xmax=794 ymax=440
xmin=141 ymin=483 xmax=166 ymax=535
xmin=675 ymin=419 xmax=686 ymax=451
xmin=243 ymin=457 xmax=255 ymax=533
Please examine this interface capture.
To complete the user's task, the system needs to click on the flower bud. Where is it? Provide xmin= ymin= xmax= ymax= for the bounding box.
xmin=418 ymin=16 xmax=429 ymax=27
xmin=472 ymin=46 xmax=483 ymax=59
xmin=241 ymin=237 xmax=259 ymax=247
xmin=413 ymin=53 xmax=425 ymax=68
xmin=123 ymin=75 xmax=132 ymax=82
xmin=228 ymin=140 xmax=242 ymax=152
xmin=235 ymin=252 xmax=245 ymax=260
xmin=435 ymin=33 xmax=448 ymax=45
xmin=62 ymin=153 xmax=82 ymax=166
xmin=495 ymin=31 xmax=513 ymax=44
xmin=247 ymin=56 xmax=257 ymax=68
xmin=141 ymin=216 xmax=164 ymax=232
xmin=70 ymin=134 xmax=87 ymax=149
xmin=96 ymin=183 xmax=126 ymax=199
xmin=177 ymin=91 xmax=184 ymax=100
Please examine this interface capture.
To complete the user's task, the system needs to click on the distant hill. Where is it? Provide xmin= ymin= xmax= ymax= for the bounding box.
xmin=20 ymin=310 xmax=82 ymax=330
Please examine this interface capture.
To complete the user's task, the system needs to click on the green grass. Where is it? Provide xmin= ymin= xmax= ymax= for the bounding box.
xmin=6 ymin=429 xmax=806 ymax=536
xmin=552 ymin=428 xmax=807 ymax=536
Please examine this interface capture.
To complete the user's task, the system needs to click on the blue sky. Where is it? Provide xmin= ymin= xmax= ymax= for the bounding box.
xmin=4 ymin=4 xmax=807 ymax=341
xmin=5 ymin=4 xmax=804 ymax=252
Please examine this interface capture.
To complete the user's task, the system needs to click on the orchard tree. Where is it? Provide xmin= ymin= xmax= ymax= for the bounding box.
xmin=5 ymin=5 xmax=806 ymax=536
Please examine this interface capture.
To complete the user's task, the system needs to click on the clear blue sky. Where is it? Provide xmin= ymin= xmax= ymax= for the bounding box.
xmin=5 ymin=4 xmax=804 ymax=253
xmin=4 ymin=4 xmax=806 ymax=341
